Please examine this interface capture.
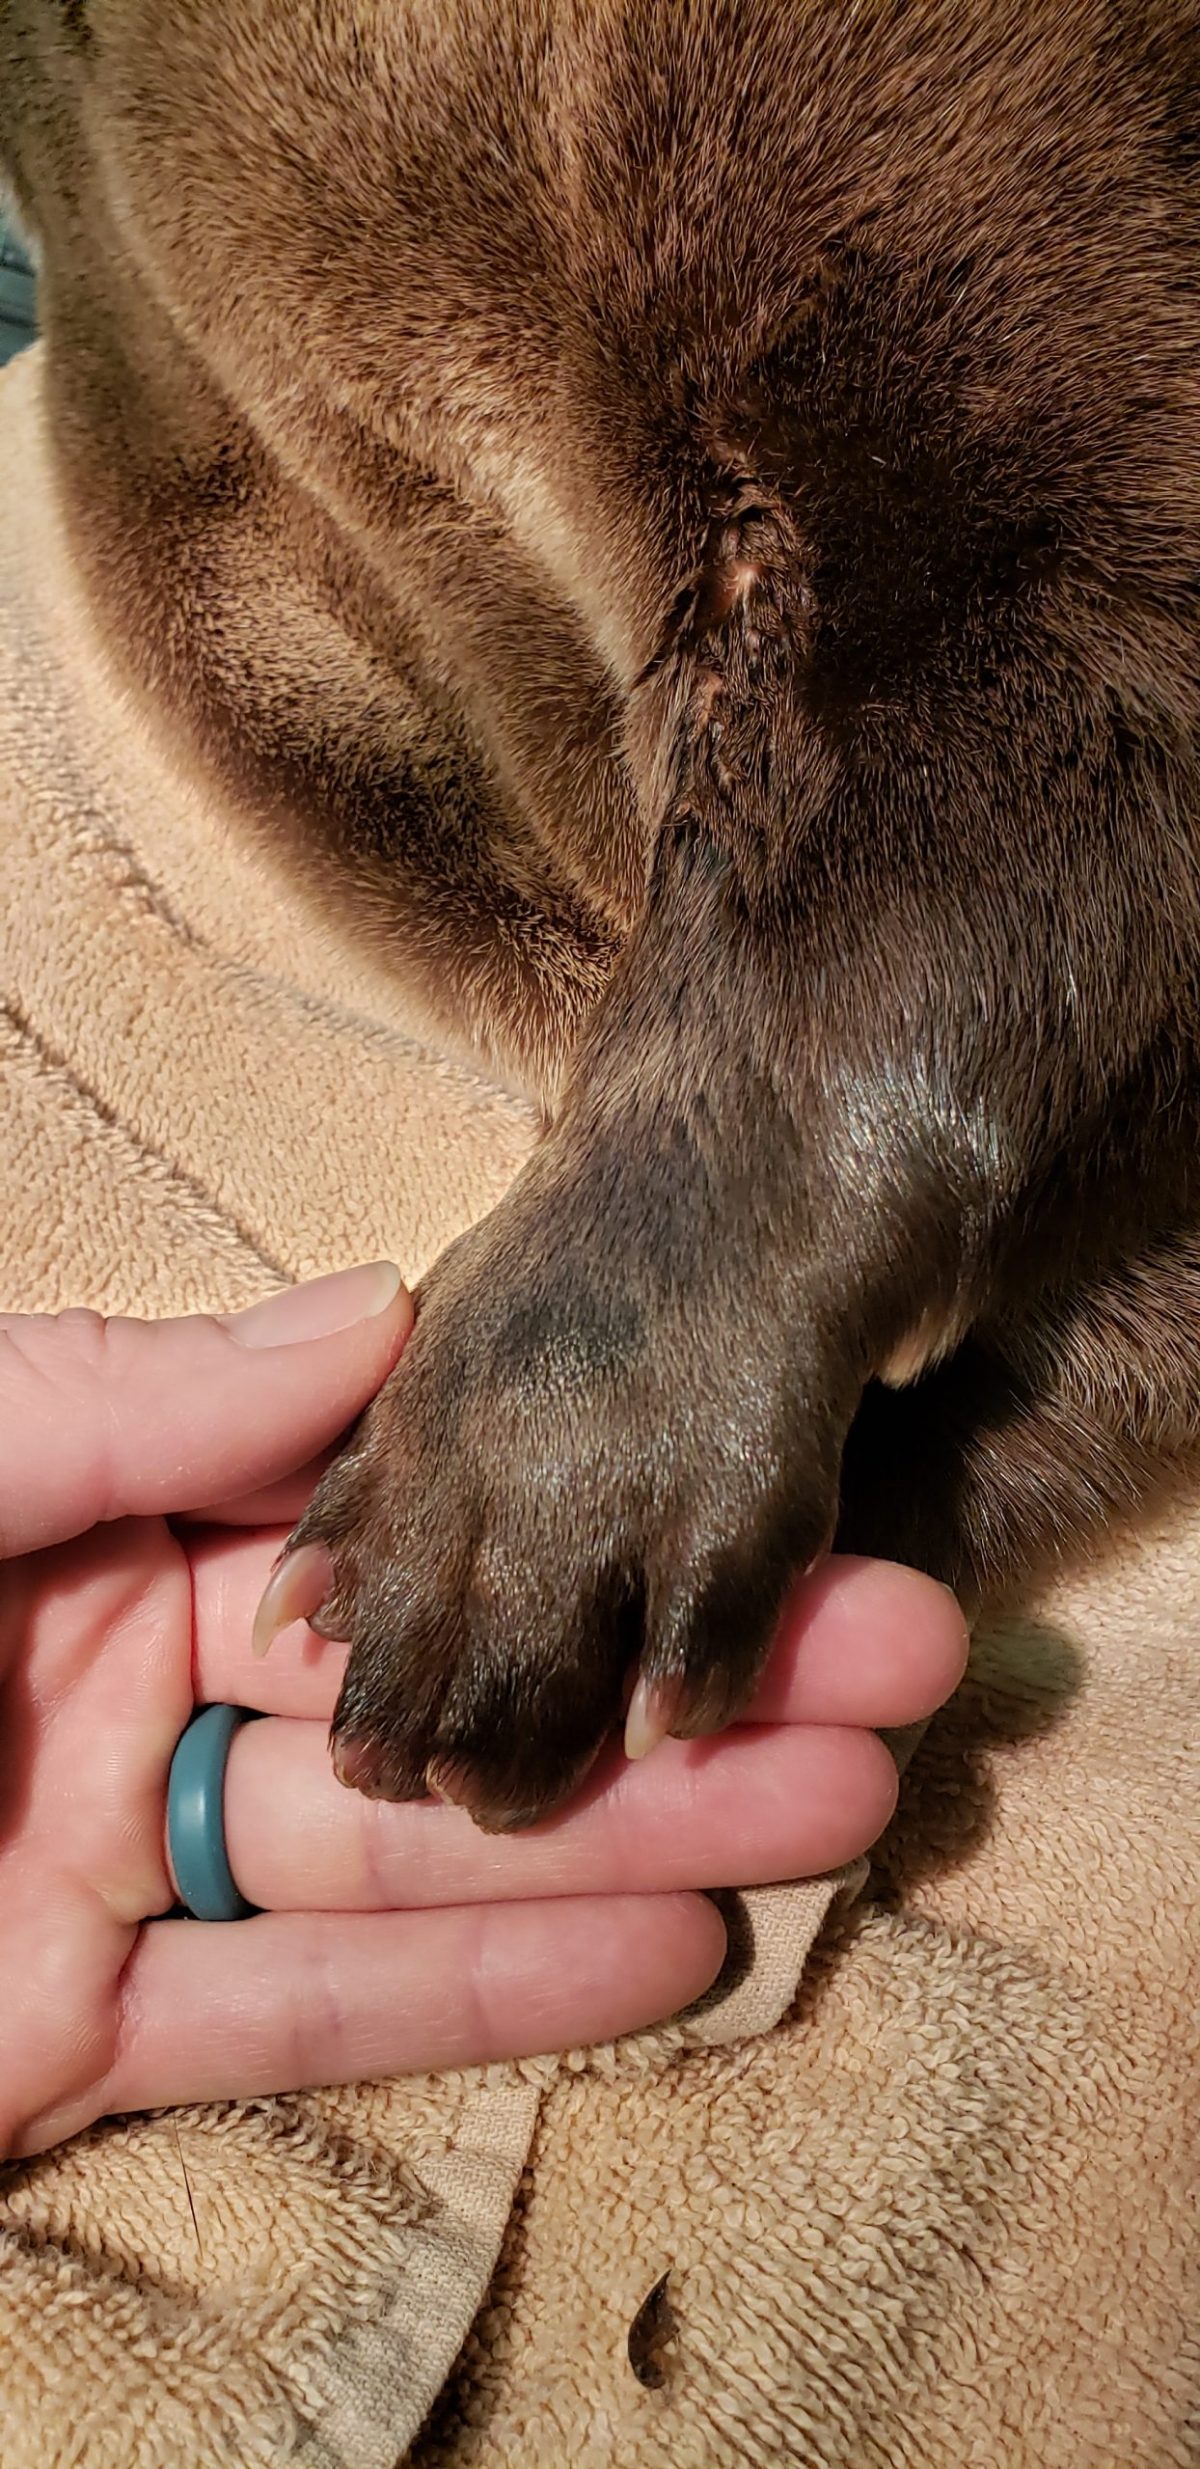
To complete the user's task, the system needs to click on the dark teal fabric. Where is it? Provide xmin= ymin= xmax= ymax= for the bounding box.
xmin=0 ymin=217 xmax=36 ymax=365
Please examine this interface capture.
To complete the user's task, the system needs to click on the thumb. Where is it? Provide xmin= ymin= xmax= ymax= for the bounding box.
xmin=0 ymin=1263 xmax=412 ymax=1558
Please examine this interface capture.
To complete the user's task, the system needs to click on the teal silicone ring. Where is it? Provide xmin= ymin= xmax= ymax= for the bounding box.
xmin=166 ymin=1704 xmax=257 ymax=1921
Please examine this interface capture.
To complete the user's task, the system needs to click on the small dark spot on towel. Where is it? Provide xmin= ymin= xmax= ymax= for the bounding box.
xmin=627 ymin=2271 xmax=679 ymax=2390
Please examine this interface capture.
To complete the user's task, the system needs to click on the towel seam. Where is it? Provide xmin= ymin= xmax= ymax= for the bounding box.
xmin=1 ymin=995 xmax=292 ymax=1283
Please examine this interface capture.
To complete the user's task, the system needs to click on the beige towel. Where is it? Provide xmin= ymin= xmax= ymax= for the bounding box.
xmin=1 ymin=343 xmax=1196 ymax=2467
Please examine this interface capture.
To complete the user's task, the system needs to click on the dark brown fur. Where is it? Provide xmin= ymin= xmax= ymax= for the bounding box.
xmin=5 ymin=0 xmax=1200 ymax=1825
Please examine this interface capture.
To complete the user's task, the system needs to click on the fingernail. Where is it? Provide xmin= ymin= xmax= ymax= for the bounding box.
xmin=229 ymin=1261 xmax=404 ymax=1348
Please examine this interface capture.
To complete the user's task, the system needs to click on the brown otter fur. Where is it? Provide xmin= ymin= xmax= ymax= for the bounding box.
xmin=4 ymin=0 xmax=1200 ymax=1825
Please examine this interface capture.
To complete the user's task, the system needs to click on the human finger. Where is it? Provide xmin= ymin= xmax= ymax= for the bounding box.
xmin=220 ymin=1713 xmax=898 ymax=1911
xmin=190 ymin=1535 xmax=966 ymax=1730
xmin=0 ymin=1264 xmax=411 ymax=1557
xmin=170 ymin=1455 xmax=340 ymax=1530
xmin=754 ymin=1557 xmax=970 ymax=1727
xmin=19 ymin=1896 xmax=725 ymax=2149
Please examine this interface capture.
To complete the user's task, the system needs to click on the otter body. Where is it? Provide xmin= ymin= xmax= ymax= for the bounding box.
xmin=5 ymin=0 xmax=1200 ymax=1823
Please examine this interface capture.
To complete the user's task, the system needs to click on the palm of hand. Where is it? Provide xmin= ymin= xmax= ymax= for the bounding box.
xmin=1 ymin=1515 xmax=190 ymax=2153
xmin=0 ymin=1272 xmax=966 ymax=2159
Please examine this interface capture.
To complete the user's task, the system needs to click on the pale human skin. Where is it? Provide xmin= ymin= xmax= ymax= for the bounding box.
xmin=0 ymin=1261 xmax=967 ymax=2158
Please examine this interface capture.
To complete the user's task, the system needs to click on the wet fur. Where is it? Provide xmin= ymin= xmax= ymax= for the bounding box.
xmin=4 ymin=0 xmax=1200 ymax=1824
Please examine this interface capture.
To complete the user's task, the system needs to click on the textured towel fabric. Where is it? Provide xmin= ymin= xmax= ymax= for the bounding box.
xmin=0 ymin=342 xmax=1197 ymax=2467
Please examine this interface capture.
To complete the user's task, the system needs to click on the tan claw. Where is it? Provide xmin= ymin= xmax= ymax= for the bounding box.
xmin=331 ymin=1732 xmax=385 ymax=1796
xmin=623 ymin=1673 xmax=685 ymax=1763
xmin=251 ymin=1542 xmax=335 ymax=1659
xmin=425 ymin=1759 xmax=476 ymax=1811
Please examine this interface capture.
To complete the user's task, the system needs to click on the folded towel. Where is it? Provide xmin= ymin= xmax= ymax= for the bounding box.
xmin=1 ymin=343 xmax=1196 ymax=2468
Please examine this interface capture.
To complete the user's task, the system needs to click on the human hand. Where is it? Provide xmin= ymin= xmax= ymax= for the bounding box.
xmin=0 ymin=1265 xmax=967 ymax=2157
